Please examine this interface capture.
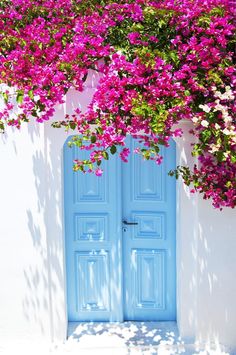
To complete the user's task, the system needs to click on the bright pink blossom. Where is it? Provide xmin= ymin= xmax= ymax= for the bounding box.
xmin=0 ymin=0 xmax=235 ymax=209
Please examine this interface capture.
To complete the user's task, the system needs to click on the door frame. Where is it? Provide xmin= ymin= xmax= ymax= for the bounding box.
xmin=43 ymin=118 xmax=198 ymax=343
xmin=63 ymin=135 xmax=177 ymax=323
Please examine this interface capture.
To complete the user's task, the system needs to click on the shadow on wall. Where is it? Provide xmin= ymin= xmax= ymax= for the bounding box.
xmin=196 ymin=202 xmax=236 ymax=350
xmin=22 ymin=71 xmax=100 ymax=341
xmin=21 ymin=123 xmax=50 ymax=337
xmin=22 ymin=103 xmax=68 ymax=341
xmin=175 ymin=125 xmax=198 ymax=340
xmin=173 ymin=124 xmax=236 ymax=352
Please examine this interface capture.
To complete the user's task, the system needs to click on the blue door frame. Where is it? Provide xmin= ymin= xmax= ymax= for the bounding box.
xmin=64 ymin=137 xmax=176 ymax=322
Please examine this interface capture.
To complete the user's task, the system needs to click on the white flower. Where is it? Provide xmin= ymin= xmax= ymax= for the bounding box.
xmin=214 ymin=87 xmax=234 ymax=101
xmin=223 ymin=113 xmax=232 ymax=123
xmin=223 ymin=128 xmax=231 ymax=135
xmin=201 ymin=120 xmax=209 ymax=128
xmin=34 ymin=95 xmax=40 ymax=101
xmin=192 ymin=116 xmax=199 ymax=123
xmin=224 ymin=152 xmax=230 ymax=159
xmin=215 ymin=123 xmax=221 ymax=130
xmin=214 ymin=103 xmax=225 ymax=112
xmin=199 ymin=104 xmax=211 ymax=113
xmin=215 ymin=91 xmax=222 ymax=98
xmin=209 ymin=143 xmax=221 ymax=153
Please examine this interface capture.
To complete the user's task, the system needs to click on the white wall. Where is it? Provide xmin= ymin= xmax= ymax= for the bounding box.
xmin=175 ymin=122 xmax=236 ymax=350
xmin=0 ymin=81 xmax=236 ymax=352
xmin=43 ymin=80 xmax=100 ymax=344
xmin=0 ymin=72 xmax=100 ymax=352
xmin=175 ymin=122 xmax=198 ymax=340
xmin=196 ymin=202 xmax=236 ymax=349
xmin=0 ymin=122 xmax=52 ymax=348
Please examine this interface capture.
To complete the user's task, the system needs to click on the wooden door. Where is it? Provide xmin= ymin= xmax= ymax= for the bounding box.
xmin=64 ymin=137 xmax=176 ymax=322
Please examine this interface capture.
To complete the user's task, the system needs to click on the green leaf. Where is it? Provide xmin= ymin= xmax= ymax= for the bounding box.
xmin=184 ymin=90 xmax=191 ymax=96
xmin=200 ymin=130 xmax=212 ymax=143
xmin=16 ymin=91 xmax=24 ymax=104
xmin=103 ymin=151 xmax=109 ymax=160
xmin=28 ymin=90 xmax=34 ymax=100
xmin=31 ymin=109 xmax=38 ymax=117
xmin=216 ymin=151 xmax=224 ymax=162
xmin=154 ymin=145 xmax=160 ymax=154
xmin=96 ymin=127 xmax=103 ymax=135
xmin=2 ymin=92 xmax=8 ymax=104
xmin=0 ymin=120 xmax=5 ymax=132
xmin=74 ymin=139 xmax=82 ymax=147
xmin=210 ymin=6 xmax=225 ymax=16
xmin=168 ymin=169 xmax=179 ymax=179
xmin=110 ymin=145 xmax=117 ymax=154
xmin=158 ymin=18 xmax=167 ymax=28
xmin=62 ymin=36 xmax=67 ymax=47
xmin=169 ymin=50 xmax=179 ymax=64
xmin=231 ymin=155 xmax=236 ymax=164
xmin=69 ymin=121 xmax=77 ymax=130
xmin=226 ymin=181 xmax=232 ymax=188
xmin=91 ymin=135 xmax=96 ymax=143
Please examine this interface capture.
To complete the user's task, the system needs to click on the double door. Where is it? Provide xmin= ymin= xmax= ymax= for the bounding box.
xmin=64 ymin=137 xmax=176 ymax=322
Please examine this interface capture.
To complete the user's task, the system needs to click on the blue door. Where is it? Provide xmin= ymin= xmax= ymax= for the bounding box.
xmin=64 ymin=137 xmax=176 ymax=322
xmin=122 ymin=137 xmax=176 ymax=320
xmin=64 ymin=143 xmax=123 ymax=321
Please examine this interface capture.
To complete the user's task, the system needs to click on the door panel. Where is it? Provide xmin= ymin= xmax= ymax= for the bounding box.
xmin=75 ymin=251 xmax=110 ymax=313
xmin=133 ymin=249 xmax=165 ymax=310
xmin=64 ymin=140 xmax=122 ymax=321
xmin=122 ymin=137 xmax=176 ymax=320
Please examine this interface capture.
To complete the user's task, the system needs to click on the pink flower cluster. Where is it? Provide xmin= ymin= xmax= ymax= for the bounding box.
xmin=0 ymin=0 xmax=235 ymax=208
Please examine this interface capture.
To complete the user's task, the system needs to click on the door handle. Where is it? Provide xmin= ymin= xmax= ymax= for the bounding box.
xmin=123 ymin=220 xmax=138 ymax=225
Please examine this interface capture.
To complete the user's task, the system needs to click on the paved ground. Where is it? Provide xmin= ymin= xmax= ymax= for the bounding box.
xmin=1 ymin=322 xmax=235 ymax=354
xmin=53 ymin=322 xmax=234 ymax=355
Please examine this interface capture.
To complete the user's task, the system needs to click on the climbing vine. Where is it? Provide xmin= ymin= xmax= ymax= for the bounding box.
xmin=0 ymin=0 xmax=235 ymax=208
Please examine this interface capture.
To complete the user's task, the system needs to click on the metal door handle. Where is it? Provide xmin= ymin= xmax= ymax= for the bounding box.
xmin=123 ymin=220 xmax=138 ymax=225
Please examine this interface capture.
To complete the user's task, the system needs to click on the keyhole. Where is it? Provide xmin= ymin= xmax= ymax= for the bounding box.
xmin=123 ymin=227 xmax=127 ymax=232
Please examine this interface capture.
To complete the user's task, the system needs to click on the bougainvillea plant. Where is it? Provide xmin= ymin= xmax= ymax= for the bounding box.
xmin=0 ymin=0 xmax=235 ymax=208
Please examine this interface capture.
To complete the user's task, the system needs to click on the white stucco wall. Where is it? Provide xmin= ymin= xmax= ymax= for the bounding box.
xmin=0 ymin=73 xmax=100 ymax=350
xmin=175 ymin=122 xmax=236 ymax=350
xmin=196 ymin=202 xmax=236 ymax=349
xmin=0 ymin=122 xmax=52 ymax=347
xmin=0 ymin=82 xmax=236 ymax=352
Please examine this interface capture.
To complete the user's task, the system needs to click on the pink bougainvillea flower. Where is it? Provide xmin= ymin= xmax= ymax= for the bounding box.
xmin=0 ymin=0 xmax=235 ymax=209
xmin=95 ymin=168 xmax=103 ymax=177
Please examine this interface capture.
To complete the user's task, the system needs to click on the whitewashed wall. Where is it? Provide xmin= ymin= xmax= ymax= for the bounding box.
xmin=175 ymin=122 xmax=236 ymax=350
xmin=0 ymin=121 xmax=52 ymax=350
xmin=0 ymin=78 xmax=236 ymax=352
xmin=196 ymin=201 xmax=236 ymax=349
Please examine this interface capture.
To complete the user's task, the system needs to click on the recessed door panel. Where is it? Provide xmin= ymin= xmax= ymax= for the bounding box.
xmin=75 ymin=251 xmax=110 ymax=317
